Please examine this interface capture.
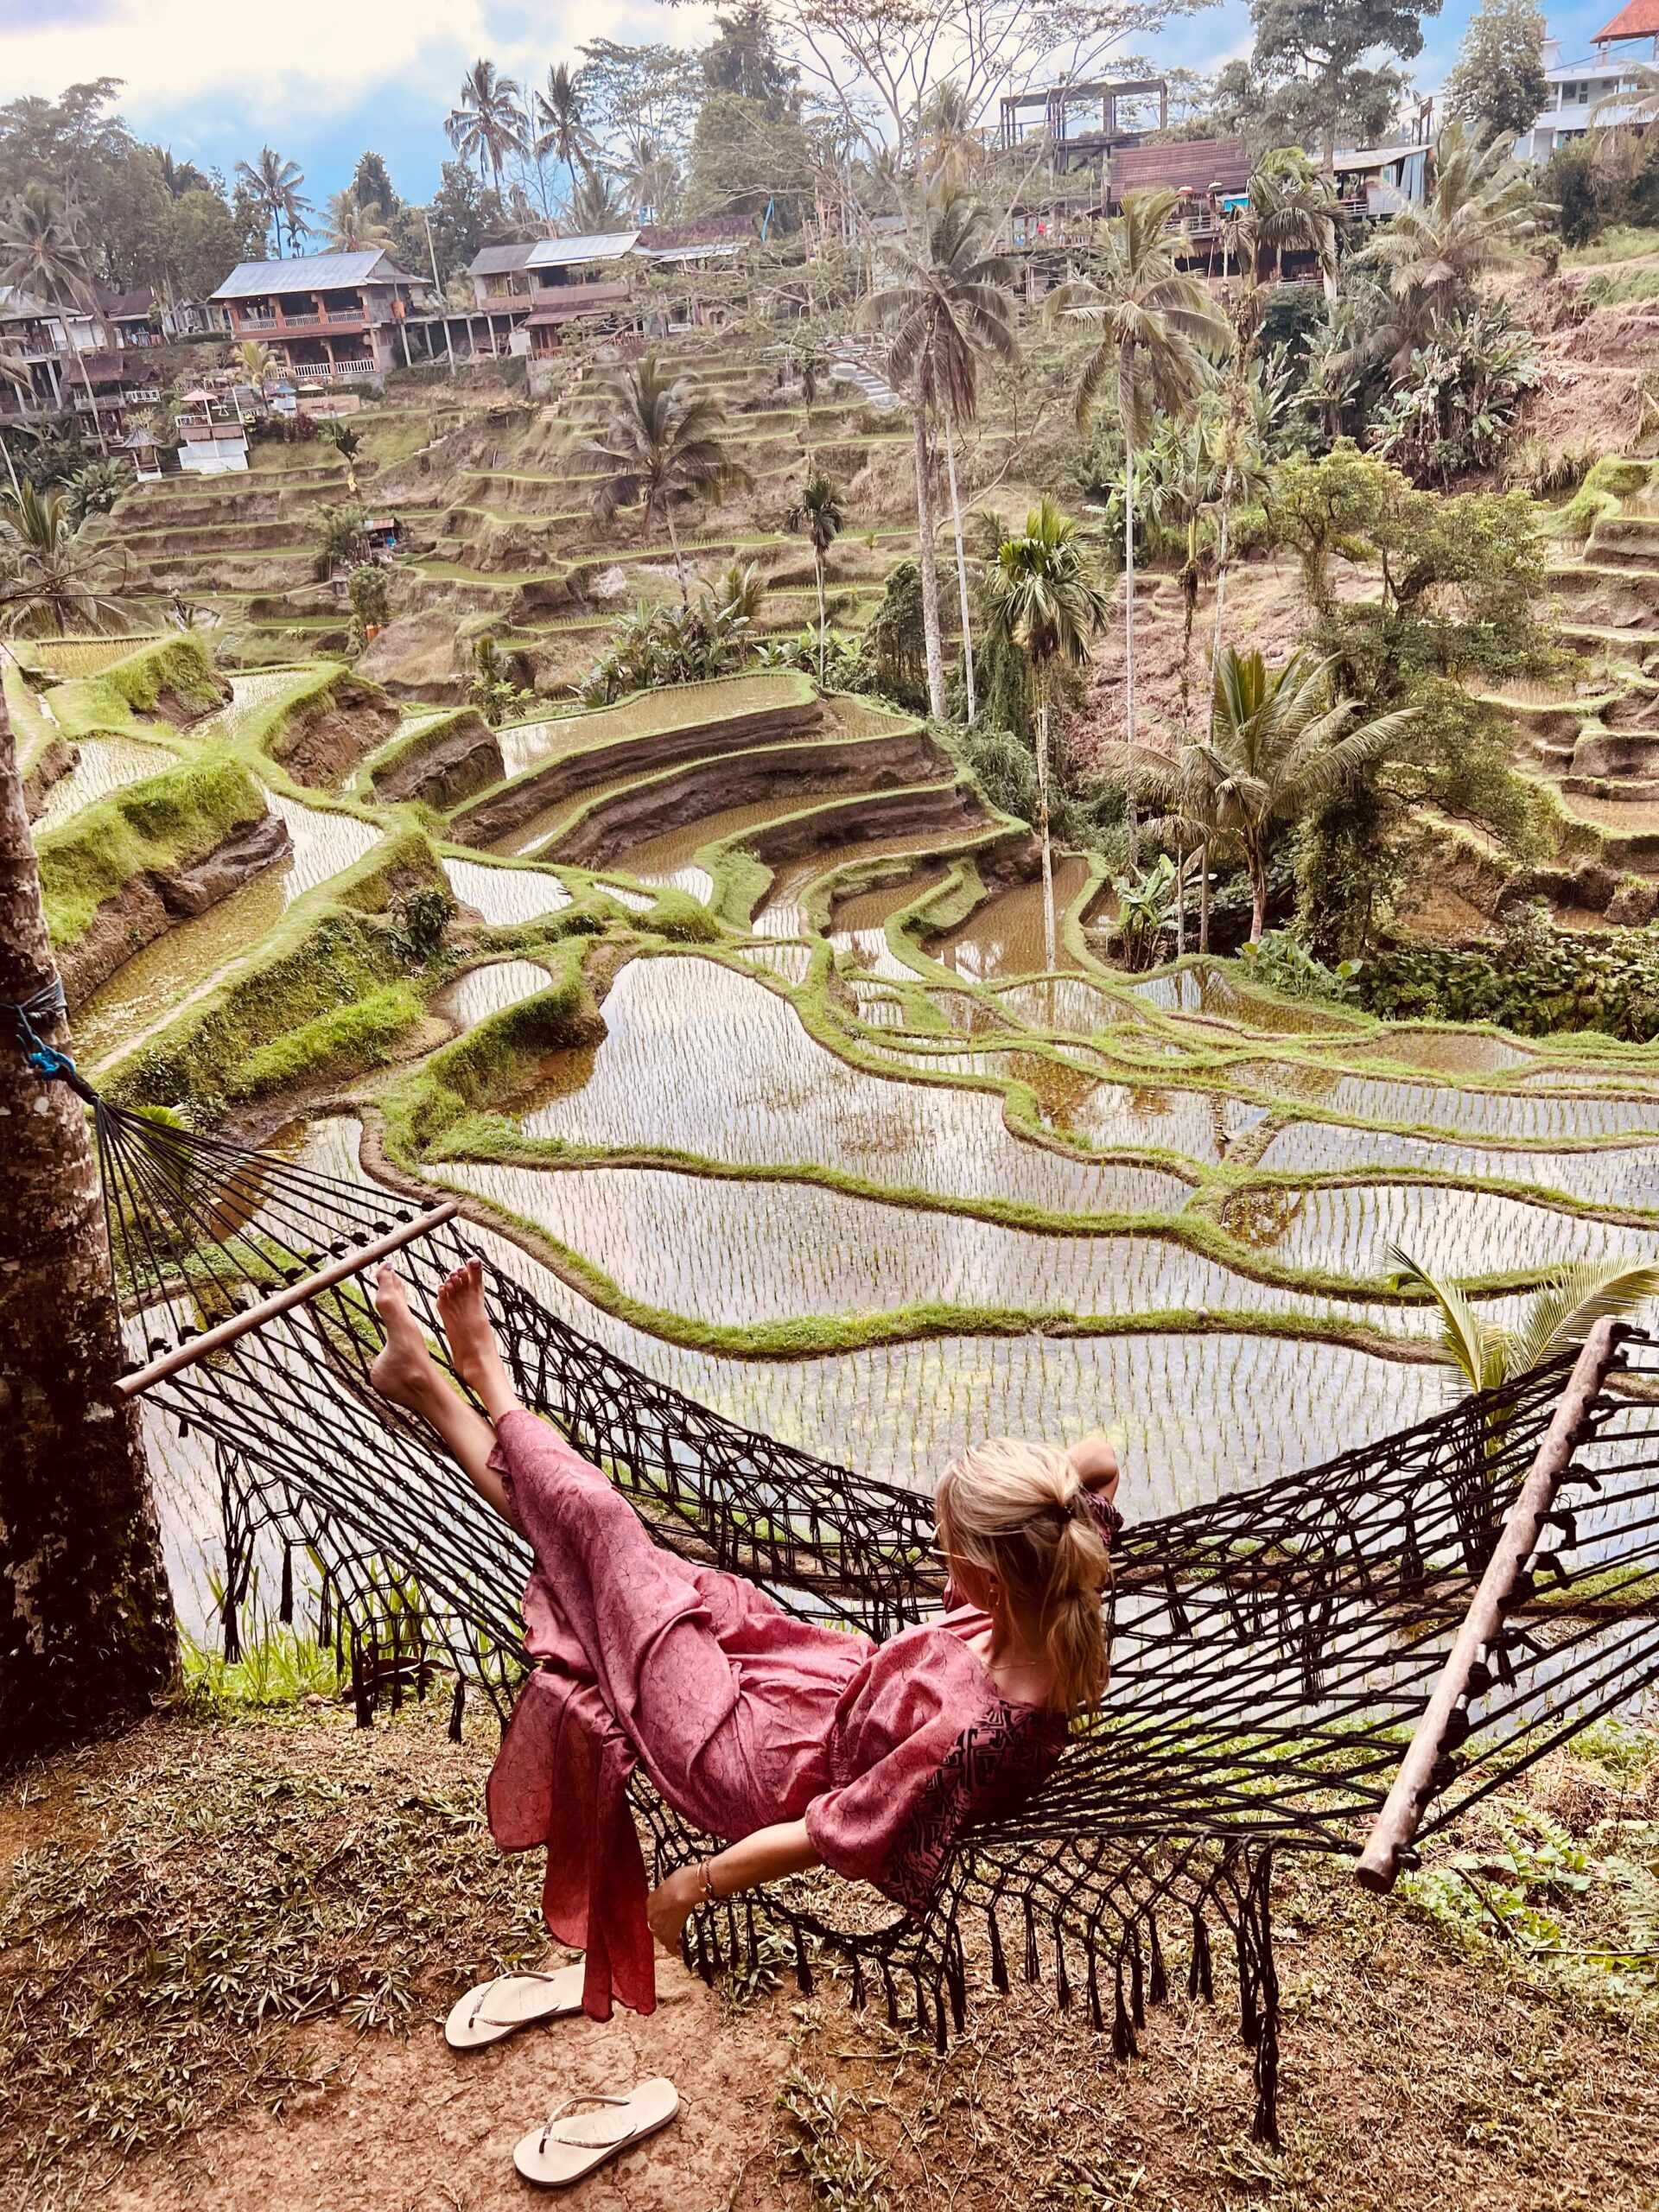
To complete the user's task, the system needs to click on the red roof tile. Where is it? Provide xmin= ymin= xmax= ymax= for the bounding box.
xmin=1594 ymin=0 xmax=1659 ymax=42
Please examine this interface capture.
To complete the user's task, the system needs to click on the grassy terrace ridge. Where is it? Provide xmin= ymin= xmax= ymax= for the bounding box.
xmin=35 ymin=754 xmax=269 ymax=949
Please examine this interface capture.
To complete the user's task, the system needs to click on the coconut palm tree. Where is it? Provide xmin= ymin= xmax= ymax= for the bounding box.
xmin=233 ymin=147 xmax=311 ymax=257
xmin=1223 ymin=148 xmax=1339 ymax=329
xmin=238 ymin=338 xmax=277 ymax=397
xmin=534 ymin=63 xmax=590 ymax=196
xmin=785 ymin=467 xmax=844 ymax=687
xmin=0 ymin=482 xmax=128 ymax=636
xmin=321 ymin=420 xmax=362 ymax=495
xmin=1388 ymin=1245 xmax=1659 ymax=1400
xmin=0 ymin=184 xmax=110 ymax=456
xmin=1344 ymin=122 xmax=1541 ymax=374
xmin=982 ymin=497 xmax=1111 ymax=969
xmin=575 ymin=354 xmax=749 ymax=603
xmin=1135 ymin=646 xmax=1414 ymax=945
xmin=1052 ymin=188 xmax=1227 ymax=859
xmin=624 ymin=136 xmax=679 ymax=226
xmin=325 ymin=187 xmax=392 ymax=255
xmin=563 ymin=161 xmax=631 ymax=236
xmin=447 ymin=60 xmax=527 ymax=188
xmin=863 ymin=191 xmax=1018 ymax=725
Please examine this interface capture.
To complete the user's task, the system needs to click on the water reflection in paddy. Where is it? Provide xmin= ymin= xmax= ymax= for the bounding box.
xmin=34 ymin=734 xmax=173 ymax=830
xmin=77 ymin=795 xmax=379 ymax=1068
xmin=1319 ymin=1073 xmax=1659 ymax=1140
xmin=1130 ymin=963 xmax=1354 ymax=1036
xmin=448 ymin=959 xmax=552 ymax=1029
xmin=611 ymin=795 xmax=851 ymax=900
xmin=934 ymin=857 xmax=1091 ymax=979
xmin=760 ymin=846 xmax=945 ymax=950
xmin=515 ymin=957 xmax=1192 ymax=1214
xmin=1253 ymin=1180 xmax=1654 ymax=1276
xmin=443 ymin=855 xmax=573 ymax=925
xmin=1257 ymin=1122 xmax=1659 ymax=1208
xmin=443 ymin=1158 xmax=1428 ymax=1332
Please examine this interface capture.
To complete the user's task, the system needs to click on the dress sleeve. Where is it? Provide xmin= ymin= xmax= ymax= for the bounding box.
xmin=1084 ymin=1486 xmax=1123 ymax=1548
xmin=804 ymin=1645 xmax=1064 ymax=1918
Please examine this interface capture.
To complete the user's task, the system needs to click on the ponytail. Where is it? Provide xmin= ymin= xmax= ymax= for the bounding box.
xmin=935 ymin=1437 xmax=1110 ymax=1714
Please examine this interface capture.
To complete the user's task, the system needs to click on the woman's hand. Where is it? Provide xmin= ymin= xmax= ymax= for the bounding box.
xmin=645 ymin=1863 xmax=705 ymax=1955
xmin=1068 ymin=1433 xmax=1120 ymax=1500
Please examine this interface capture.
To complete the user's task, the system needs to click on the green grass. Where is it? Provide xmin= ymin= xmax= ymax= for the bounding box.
xmin=1562 ymin=224 xmax=1659 ymax=266
xmin=35 ymin=756 xmax=268 ymax=948
xmin=233 ymin=981 xmax=427 ymax=1097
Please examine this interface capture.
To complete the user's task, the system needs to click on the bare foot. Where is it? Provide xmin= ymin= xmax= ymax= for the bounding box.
xmin=369 ymin=1264 xmax=439 ymax=1408
xmin=436 ymin=1258 xmax=517 ymax=1417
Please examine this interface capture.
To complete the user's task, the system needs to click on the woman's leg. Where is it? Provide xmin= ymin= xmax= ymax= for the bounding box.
xmin=370 ymin=1264 xmax=517 ymax=1527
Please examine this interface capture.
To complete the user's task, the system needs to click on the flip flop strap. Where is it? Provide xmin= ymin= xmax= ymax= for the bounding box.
xmin=468 ymin=1969 xmax=572 ymax=2030
xmin=539 ymin=2094 xmax=638 ymax=2152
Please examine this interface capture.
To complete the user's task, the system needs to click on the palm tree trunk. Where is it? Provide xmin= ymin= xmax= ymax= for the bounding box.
xmin=1036 ymin=696 xmax=1057 ymax=972
xmin=1124 ymin=442 xmax=1138 ymax=867
xmin=912 ymin=405 xmax=948 ymax=722
xmin=1211 ymin=472 xmax=1233 ymax=664
xmin=1174 ymin=841 xmax=1185 ymax=957
xmin=815 ymin=548 xmax=826 ymax=688
xmin=663 ymin=499 xmax=690 ymax=609
xmin=73 ymin=340 xmax=109 ymax=459
xmin=944 ymin=428 xmax=976 ymax=722
xmin=1250 ymin=850 xmax=1268 ymax=945
xmin=1198 ymin=839 xmax=1211 ymax=956
xmin=0 ymin=693 xmax=176 ymax=1758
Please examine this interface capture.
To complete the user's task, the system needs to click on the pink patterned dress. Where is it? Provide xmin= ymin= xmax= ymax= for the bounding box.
xmin=484 ymin=1409 xmax=1107 ymax=2021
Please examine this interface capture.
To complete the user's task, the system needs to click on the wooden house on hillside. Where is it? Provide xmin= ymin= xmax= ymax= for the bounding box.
xmin=210 ymin=251 xmax=447 ymax=384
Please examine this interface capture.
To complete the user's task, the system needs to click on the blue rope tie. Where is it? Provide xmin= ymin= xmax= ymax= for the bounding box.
xmin=0 ymin=977 xmax=98 ymax=1101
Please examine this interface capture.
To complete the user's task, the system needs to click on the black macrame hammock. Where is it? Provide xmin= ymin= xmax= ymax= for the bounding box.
xmin=69 ymin=1078 xmax=1659 ymax=2145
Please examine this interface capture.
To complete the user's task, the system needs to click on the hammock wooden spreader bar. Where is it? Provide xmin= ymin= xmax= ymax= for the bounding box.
xmin=113 ymin=1201 xmax=461 ymax=1398
xmin=1355 ymin=1315 xmax=1624 ymax=1893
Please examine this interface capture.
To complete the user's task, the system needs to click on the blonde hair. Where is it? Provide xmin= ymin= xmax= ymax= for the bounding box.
xmin=934 ymin=1437 xmax=1110 ymax=1713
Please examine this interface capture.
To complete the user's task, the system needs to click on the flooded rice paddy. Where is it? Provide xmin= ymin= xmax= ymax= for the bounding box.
xmin=43 ymin=661 xmax=1659 ymax=1576
xmin=34 ymin=734 xmax=174 ymax=830
xmin=512 ymin=957 xmax=1191 ymax=1214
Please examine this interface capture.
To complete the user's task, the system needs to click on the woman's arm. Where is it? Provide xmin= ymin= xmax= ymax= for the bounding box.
xmin=1068 ymin=1433 xmax=1120 ymax=1503
xmin=645 ymin=1820 xmax=822 ymax=1953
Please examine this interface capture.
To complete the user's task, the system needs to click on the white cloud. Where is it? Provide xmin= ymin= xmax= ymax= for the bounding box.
xmin=0 ymin=0 xmax=719 ymax=151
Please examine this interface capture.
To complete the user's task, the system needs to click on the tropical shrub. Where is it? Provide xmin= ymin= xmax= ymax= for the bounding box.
xmin=1368 ymin=301 xmax=1541 ymax=486
xmin=1363 ymin=911 xmax=1659 ymax=1039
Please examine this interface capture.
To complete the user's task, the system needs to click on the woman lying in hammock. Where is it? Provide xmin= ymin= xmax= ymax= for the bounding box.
xmin=371 ymin=1257 xmax=1120 ymax=2023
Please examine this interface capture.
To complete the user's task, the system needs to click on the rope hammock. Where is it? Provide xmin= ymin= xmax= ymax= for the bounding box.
xmin=40 ymin=1057 xmax=1659 ymax=2145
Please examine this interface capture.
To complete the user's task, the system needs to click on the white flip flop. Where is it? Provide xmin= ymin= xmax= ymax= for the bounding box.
xmin=512 ymin=2078 xmax=680 ymax=2189
xmin=444 ymin=1962 xmax=587 ymax=2050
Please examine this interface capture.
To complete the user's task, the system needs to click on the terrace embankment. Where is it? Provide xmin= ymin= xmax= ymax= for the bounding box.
xmin=258 ymin=671 xmax=404 ymax=787
xmin=38 ymin=760 xmax=292 ymax=1007
xmin=366 ymin=709 xmax=503 ymax=808
xmin=550 ymin=728 xmax=960 ymax=870
xmin=447 ymin=675 xmax=827 ymax=848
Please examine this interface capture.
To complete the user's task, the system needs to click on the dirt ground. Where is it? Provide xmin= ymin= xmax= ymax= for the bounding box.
xmin=5 ymin=1701 xmax=1658 ymax=2212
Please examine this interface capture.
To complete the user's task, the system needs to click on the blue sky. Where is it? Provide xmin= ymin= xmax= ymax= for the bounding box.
xmin=0 ymin=3 xmax=1629 ymax=209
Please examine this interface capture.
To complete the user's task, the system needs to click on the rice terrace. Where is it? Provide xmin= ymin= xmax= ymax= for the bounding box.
xmin=5 ymin=1 xmax=1659 ymax=2206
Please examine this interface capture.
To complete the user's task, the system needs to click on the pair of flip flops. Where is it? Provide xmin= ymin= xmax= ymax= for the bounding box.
xmin=443 ymin=1967 xmax=679 ymax=2189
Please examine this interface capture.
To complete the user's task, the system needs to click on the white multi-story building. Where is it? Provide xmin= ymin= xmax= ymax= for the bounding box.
xmin=1516 ymin=4 xmax=1659 ymax=162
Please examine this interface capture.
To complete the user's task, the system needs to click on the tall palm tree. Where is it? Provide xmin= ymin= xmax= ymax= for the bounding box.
xmin=534 ymin=63 xmax=589 ymax=197
xmin=1136 ymin=647 xmax=1414 ymax=944
xmin=233 ymin=147 xmax=311 ymax=257
xmin=1223 ymin=148 xmax=1339 ymax=327
xmin=1388 ymin=1245 xmax=1659 ymax=1401
xmin=447 ymin=60 xmax=527 ymax=188
xmin=983 ymin=497 xmax=1111 ymax=969
xmin=238 ymin=338 xmax=277 ymax=397
xmin=0 ymin=358 xmax=30 ymax=493
xmin=575 ymin=354 xmax=749 ymax=602
xmin=325 ymin=188 xmax=392 ymax=254
xmin=0 ymin=184 xmax=108 ymax=455
xmin=1345 ymin=122 xmax=1541 ymax=374
xmin=864 ymin=191 xmax=1018 ymax=724
xmin=0 ymin=482 xmax=128 ymax=636
xmin=786 ymin=467 xmax=844 ymax=687
xmin=624 ymin=137 xmax=679 ymax=226
xmin=563 ymin=161 xmax=630 ymax=236
xmin=1052 ymin=188 xmax=1227 ymax=859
